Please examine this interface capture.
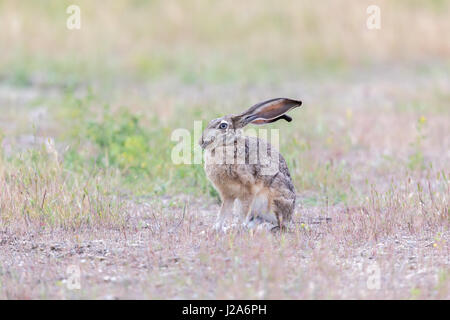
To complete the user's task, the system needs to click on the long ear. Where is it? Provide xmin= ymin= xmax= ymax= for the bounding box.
xmin=232 ymin=98 xmax=302 ymax=128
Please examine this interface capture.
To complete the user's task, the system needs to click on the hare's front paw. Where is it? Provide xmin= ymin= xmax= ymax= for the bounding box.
xmin=212 ymin=222 xmax=226 ymax=233
xmin=243 ymin=219 xmax=257 ymax=230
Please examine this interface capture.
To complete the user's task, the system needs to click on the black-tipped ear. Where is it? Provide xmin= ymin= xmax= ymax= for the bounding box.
xmin=252 ymin=114 xmax=293 ymax=125
xmin=233 ymin=98 xmax=302 ymax=128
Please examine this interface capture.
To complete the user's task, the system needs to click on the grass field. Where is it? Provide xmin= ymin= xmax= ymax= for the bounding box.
xmin=0 ymin=0 xmax=449 ymax=299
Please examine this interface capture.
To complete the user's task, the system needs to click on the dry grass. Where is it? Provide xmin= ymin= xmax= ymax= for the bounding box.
xmin=1 ymin=72 xmax=448 ymax=299
xmin=0 ymin=191 xmax=448 ymax=299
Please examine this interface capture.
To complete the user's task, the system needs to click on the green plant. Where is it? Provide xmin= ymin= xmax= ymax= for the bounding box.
xmin=85 ymin=107 xmax=151 ymax=173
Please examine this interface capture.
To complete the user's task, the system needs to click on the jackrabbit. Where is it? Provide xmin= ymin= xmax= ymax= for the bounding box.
xmin=199 ymin=98 xmax=302 ymax=231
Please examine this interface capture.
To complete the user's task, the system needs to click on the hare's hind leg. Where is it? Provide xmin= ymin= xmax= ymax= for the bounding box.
xmin=237 ymin=194 xmax=256 ymax=228
xmin=272 ymin=196 xmax=295 ymax=231
xmin=250 ymin=193 xmax=277 ymax=225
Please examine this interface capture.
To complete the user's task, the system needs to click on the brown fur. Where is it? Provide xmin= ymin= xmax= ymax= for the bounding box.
xmin=200 ymin=98 xmax=301 ymax=230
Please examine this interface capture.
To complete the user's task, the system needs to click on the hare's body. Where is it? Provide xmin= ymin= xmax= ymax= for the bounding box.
xmin=200 ymin=98 xmax=301 ymax=231
xmin=204 ymin=135 xmax=295 ymax=228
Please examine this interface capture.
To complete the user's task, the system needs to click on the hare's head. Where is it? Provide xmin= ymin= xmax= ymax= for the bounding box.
xmin=199 ymin=98 xmax=302 ymax=149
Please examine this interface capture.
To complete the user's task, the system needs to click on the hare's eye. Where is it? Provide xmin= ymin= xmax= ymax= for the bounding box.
xmin=219 ymin=122 xmax=228 ymax=129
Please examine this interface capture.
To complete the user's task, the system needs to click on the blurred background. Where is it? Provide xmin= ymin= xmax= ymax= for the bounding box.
xmin=1 ymin=0 xmax=449 ymax=80
xmin=0 ymin=0 xmax=449 ymax=200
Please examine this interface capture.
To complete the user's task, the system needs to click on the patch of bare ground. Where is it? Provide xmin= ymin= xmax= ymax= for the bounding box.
xmin=0 ymin=194 xmax=448 ymax=299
